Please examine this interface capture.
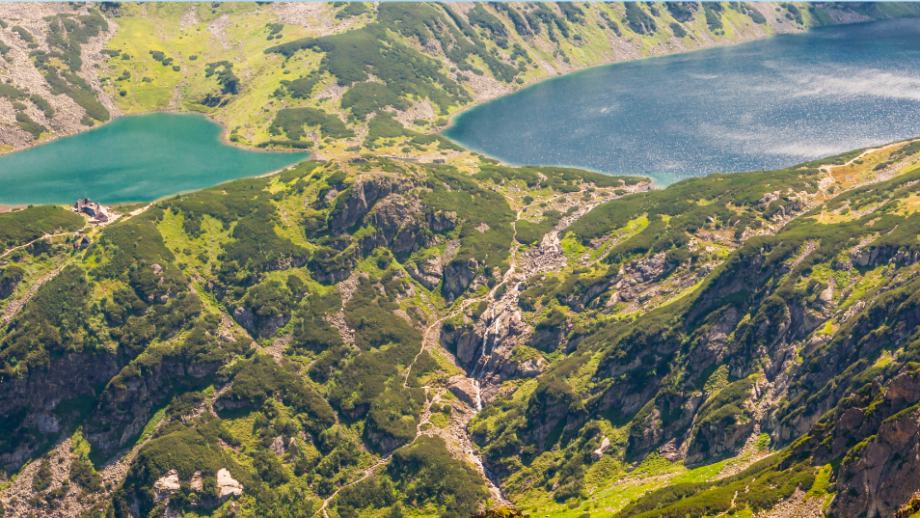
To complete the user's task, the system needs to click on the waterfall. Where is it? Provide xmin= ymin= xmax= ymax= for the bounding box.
xmin=471 ymin=304 xmax=504 ymax=381
xmin=473 ymin=379 xmax=482 ymax=411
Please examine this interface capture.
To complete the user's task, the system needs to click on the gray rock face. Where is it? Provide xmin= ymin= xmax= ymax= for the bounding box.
xmin=365 ymin=429 xmax=408 ymax=453
xmin=447 ymin=375 xmax=480 ymax=407
xmin=307 ymin=247 xmax=357 ymax=285
xmin=0 ymin=268 xmax=23 ymax=299
xmin=327 ymin=175 xmax=414 ymax=234
xmin=232 ymin=306 xmax=289 ymax=338
xmin=835 ymin=406 xmax=920 ymax=518
xmin=233 ymin=306 xmax=254 ymax=332
xmin=406 ymin=255 xmax=443 ymax=290
xmin=357 ymin=193 xmax=441 ymax=257
xmin=270 ymin=435 xmax=286 ymax=456
xmin=443 ymin=258 xmax=480 ymax=299
xmin=517 ymin=358 xmax=547 ymax=378
xmin=427 ymin=210 xmax=458 ymax=232
xmin=592 ymin=436 xmax=611 ymax=462
xmin=0 ymin=353 xmax=119 ymax=471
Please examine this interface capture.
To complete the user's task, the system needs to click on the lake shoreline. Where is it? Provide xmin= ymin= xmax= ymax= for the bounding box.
xmin=0 ymin=114 xmax=310 ymax=207
xmin=0 ymin=109 xmax=312 ymax=161
xmin=437 ymin=21 xmax=828 ymax=135
xmin=0 ymin=14 xmax=800 ymax=162
xmin=441 ymin=18 xmax=920 ymax=186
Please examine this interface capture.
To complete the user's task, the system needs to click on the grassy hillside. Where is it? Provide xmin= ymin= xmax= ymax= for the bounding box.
xmin=2 ymin=2 xmax=918 ymax=156
xmin=2 ymin=135 xmax=920 ymax=517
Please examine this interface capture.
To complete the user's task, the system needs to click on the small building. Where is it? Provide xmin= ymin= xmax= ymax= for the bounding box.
xmin=73 ymin=198 xmax=117 ymax=226
xmin=74 ymin=235 xmax=91 ymax=250
xmin=432 ymin=159 xmax=446 ymax=164
xmin=74 ymin=198 xmax=103 ymax=218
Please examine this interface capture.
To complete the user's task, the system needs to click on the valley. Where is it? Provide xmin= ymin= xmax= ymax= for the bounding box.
xmin=4 ymin=133 xmax=920 ymax=518
xmin=4 ymin=3 xmax=920 ymax=518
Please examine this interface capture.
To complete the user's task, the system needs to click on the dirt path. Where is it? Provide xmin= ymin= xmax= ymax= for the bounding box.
xmin=1 ymin=260 xmax=69 ymax=323
xmin=819 ymin=139 xmax=917 ymax=175
xmin=392 ymin=182 xmax=651 ymax=511
xmin=0 ymin=218 xmax=90 ymax=261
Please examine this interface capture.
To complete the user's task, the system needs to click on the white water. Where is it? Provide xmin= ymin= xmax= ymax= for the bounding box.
xmin=471 ymin=304 xmax=505 ymax=380
xmin=473 ymin=379 xmax=482 ymax=412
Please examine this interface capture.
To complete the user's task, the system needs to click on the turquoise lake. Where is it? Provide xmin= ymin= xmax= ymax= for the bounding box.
xmin=0 ymin=113 xmax=309 ymax=206
xmin=444 ymin=19 xmax=920 ymax=185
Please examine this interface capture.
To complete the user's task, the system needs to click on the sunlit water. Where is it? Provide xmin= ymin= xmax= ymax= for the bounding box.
xmin=444 ymin=19 xmax=920 ymax=185
xmin=0 ymin=113 xmax=309 ymax=205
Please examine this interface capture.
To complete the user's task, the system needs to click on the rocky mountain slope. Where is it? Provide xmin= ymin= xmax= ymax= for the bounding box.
xmin=1 ymin=2 xmax=918 ymax=157
xmin=4 ymin=134 xmax=920 ymax=518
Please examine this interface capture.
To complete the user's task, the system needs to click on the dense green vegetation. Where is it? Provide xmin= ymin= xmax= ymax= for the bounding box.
xmin=1 ymin=138 xmax=919 ymax=517
xmin=424 ymin=166 xmax=515 ymax=274
xmin=614 ymin=456 xmax=816 ymax=517
xmin=0 ymin=205 xmax=83 ymax=249
xmin=270 ymin=107 xmax=355 ymax=141
xmin=4 ymin=4 xmax=920 ymax=514
xmin=0 ymin=265 xmax=96 ymax=378
xmin=266 ymin=7 xmax=470 ymax=120
xmin=334 ymin=436 xmax=489 ymax=518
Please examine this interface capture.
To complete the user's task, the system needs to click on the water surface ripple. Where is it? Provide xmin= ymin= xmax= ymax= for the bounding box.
xmin=444 ymin=19 xmax=920 ymax=185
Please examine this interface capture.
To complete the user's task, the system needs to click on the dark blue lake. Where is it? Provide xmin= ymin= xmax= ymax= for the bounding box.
xmin=444 ymin=19 xmax=920 ymax=185
xmin=0 ymin=113 xmax=309 ymax=206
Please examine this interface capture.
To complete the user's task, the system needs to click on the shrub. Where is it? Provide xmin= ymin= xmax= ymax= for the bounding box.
xmin=70 ymin=458 xmax=102 ymax=492
xmin=32 ymin=457 xmax=53 ymax=492
xmin=624 ymin=3 xmax=657 ymax=34
xmin=15 ymin=112 xmax=46 ymax=138
xmin=0 ymin=205 xmax=83 ymax=248
xmin=669 ymin=22 xmax=687 ymax=38
xmin=204 ymin=61 xmax=240 ymax=94
xmin=269 ymin=107 xmax=354 ymax=141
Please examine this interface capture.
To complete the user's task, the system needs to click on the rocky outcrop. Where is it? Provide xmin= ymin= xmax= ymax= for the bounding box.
xmin=232 ymin=306 xmax=288 ymax=338
xmin=154 ymin=467 xmax=242 ymax=509
xmin=356 ymin=194 xmax=455 ymax=258
xmin=406 ymin=255 xmax=444 ymax=290
xmin=365 ymin=429 xmax=408 ymax=454
xmin=0 ymin=266 xmax=24 ymax=299
xmin=0 ymin=3 xmax=119 ymax=154
xmin=447 ymin=375 xmax=480 ymax=407
xmin=513 ymin=357 xmax=547 ymax=378
xmin=849 ymin=244 xmax=920 ymax=269
xmin=834 ymin=405 xmax=920 ymax=518
xmin=527 ymin=319 xmax=568 ymax=352
xmin=591 ymin=436 xmax=611 ymax=462
xmin=0 ymin=352 xmax=119 ymax=471
xmin=307 ymin=246 xmax=357 ymax=285
xmin=443 ymin=258 xmax=481 ymax=299
xmin=84 ymin=356 xmax=224 ymax=457
xmin=470 ymin=507 xmax=530 ymax=518
xmin=359 ymin=193 xmax=427 ymax=254
xmin=327 ymin=175 xmax=414 ymax=234
xmin=217 ymin=468 xmax=243 ymax=497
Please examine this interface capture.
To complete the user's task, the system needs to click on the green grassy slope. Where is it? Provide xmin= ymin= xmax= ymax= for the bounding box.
xmin=3 ymin=2 xmax=917 ymax=156
xmin=3 ymin=139 xmax=920 ymax=517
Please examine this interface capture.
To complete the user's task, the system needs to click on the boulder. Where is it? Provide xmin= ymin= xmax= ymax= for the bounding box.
xmin=447 ymin=375 xmax=480 ymax=407
xmin=217 ymin=468 xmax=243 ymax=498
